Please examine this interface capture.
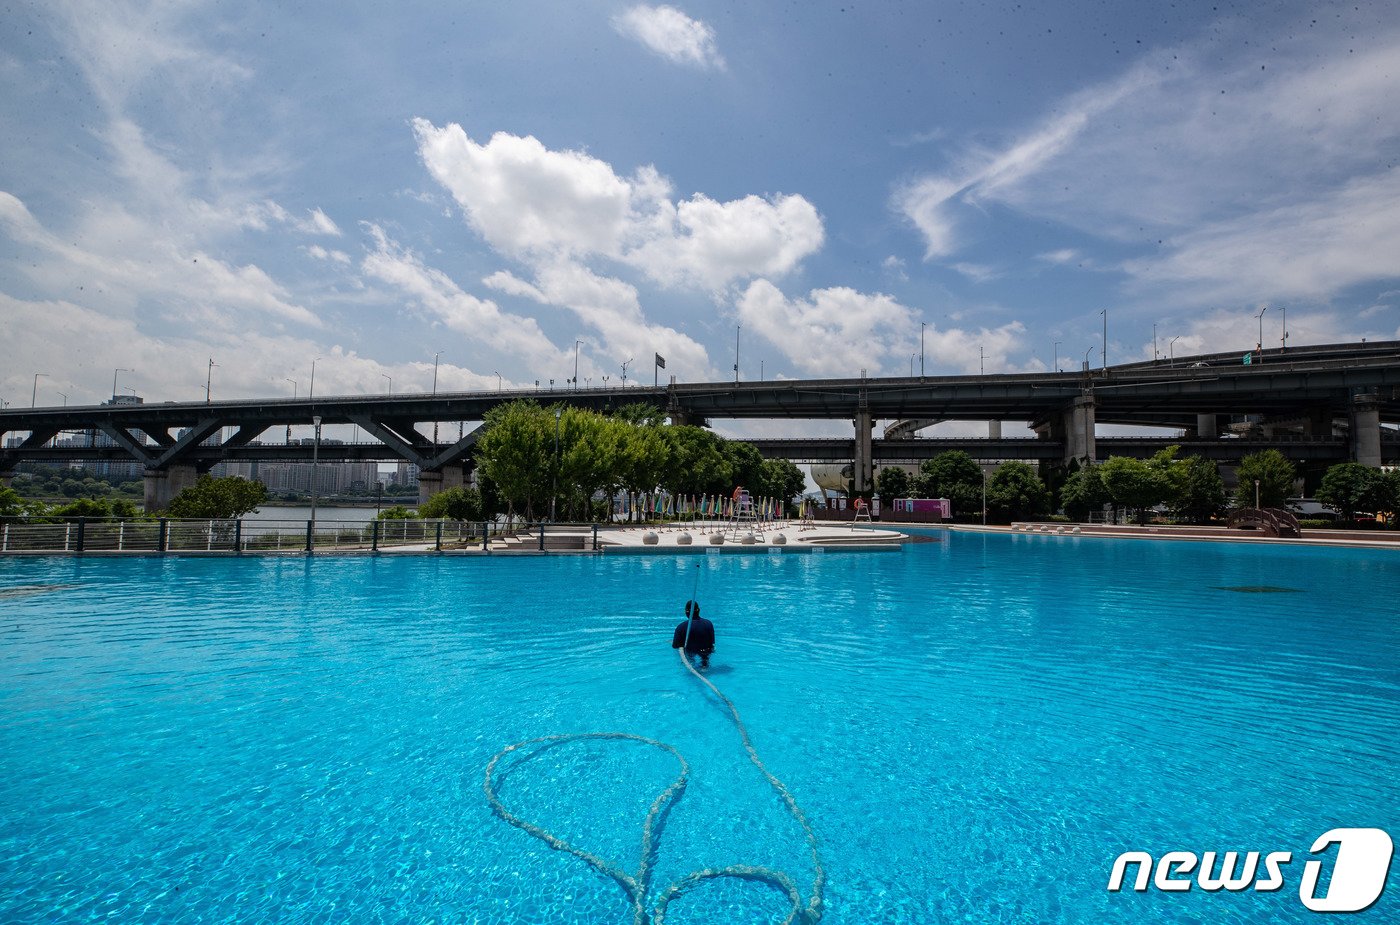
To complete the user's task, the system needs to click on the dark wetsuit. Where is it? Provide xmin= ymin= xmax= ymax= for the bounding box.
xmin=672 ymin=616 xmax=715 ymax=667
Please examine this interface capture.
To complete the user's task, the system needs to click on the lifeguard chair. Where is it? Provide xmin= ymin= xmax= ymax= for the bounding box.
xmin=727 ymin=486 xmax=762 ymax=539
xmin=850 ymin=497 xmax=873 ymax=528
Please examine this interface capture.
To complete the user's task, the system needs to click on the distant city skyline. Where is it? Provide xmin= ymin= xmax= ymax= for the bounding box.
xmin=3 ymin=1 xmax=1399 ymax=430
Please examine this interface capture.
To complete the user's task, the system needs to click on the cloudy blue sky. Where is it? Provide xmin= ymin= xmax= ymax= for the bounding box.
xmin=2 ymin=0 xmax=1398 ymax=419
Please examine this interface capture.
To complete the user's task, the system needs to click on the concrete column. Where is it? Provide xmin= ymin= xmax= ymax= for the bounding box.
xmin=1195 ymin=413 xmax=1217 ymax=439
xmin=418 ymin=464 xmax=466 ymax=505
xmin=144 ymin=464 xmax=199 ymax=513
xmin=1351 ymin=394 xmax=1382 ymax=467
xmin=988 ymin=420 xmax=1002 ymax=439
xmin=853 ymin=409 xmax=874 ymax=495
xmin=0 ymin=470 xmax=13 ymax=489
xmin=1064 ymin=394 xmax=1096 ymax=464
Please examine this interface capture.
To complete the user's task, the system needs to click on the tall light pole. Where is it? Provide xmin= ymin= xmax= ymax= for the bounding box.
xmin=1254 ymin=479 xmax=1260 ymax=509
xmin=621 ymin=357 xmax=632 ymax=385
xmin=550 ymin=406 xmax=562 ymax=523
xmin=910 ymin=354 xmax=915 ymax=377
xmin=920 ymin=321 xmax=926 ymax=378
xmin=1100 ymin=309 xmax=1107 ymax=371
xmin=1280 ymin=306 xmax=1287 ymax=352
xmin=979 ymin=345 xmax=985 ymax=376
xmin=112 ymin=368 xmax=131 ymax=401
xmin=31 ymin=373 xmax=46 ymax=408
xmin=284 ymin=379 xmax=297 ymax=444
xmin=734 ymin=324 xmax=741 ymax=384
xmin=493 ymin=370 xmax=502 ymax=391
xmin=1153 ymin=324 xmax=1158 ymax=362
xmin=205 ymin=358 xmax=218 ymax=404
xmin=432 ymin=350 xmax=442 ymax=445
xmin=381 ymin=373 xmax=392 ymax=395
xmin=1084 ymin=345 xmax=1096 ymax=372
xmin=309 ymin=356 xmax=323 ymax=401
xmin=1169 ymin=336 xmax=1181 ymax=367
xmin=310 ymin=415 xmax=322 ymax=547
xmin=981 ymin=467 xmax=987 ymax=526
xmin=572 ymin=341 xmax=581 ymax=389
xmin=57 ymin=391 xmax=67 ymax=407
xmin=1054 ymin=341 xmax=1061 ymax=372
xmin=1256 ymin=306 xmax=1267 ymax=358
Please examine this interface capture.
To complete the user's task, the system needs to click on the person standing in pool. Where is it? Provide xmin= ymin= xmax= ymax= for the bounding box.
xmin=671 ymin=600 xmax=715 ymax=668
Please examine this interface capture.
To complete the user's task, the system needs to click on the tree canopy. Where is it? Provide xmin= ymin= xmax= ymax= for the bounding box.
xmin=984 ymin=462 xmax=1048 ymax=523
xmin=1233 ymin=450 xmax=1296 ymax=509
xmin=166 ymin=475 xmax=268 ymax=518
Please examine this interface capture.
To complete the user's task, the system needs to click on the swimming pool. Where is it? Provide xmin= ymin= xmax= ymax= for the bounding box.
xmin=2 ymin=532 xmax=1397 ymax=923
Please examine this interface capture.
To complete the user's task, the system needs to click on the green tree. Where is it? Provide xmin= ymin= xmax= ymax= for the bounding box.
xmin=51 ymin=498 xmax=114 ymax=519
xmin=984 ymin=462 xmax=1048 ymax=523
xmin=0 ymin=486 xmax=25 ymax=517
xmin=755 ymin=457 xmax=806 ymax=507
xmin=916 ymin=451 xmax=984 ymax=519
xmin=662 ymin=425 xmax=732 ymax=497
xmin=377 ymin=505 xmax=418 ymax=520
xmin=1315 ymin=463 xmax=1379 ymax=523
xmin=875 ymin=465 xmax=912 ymax=501
xmin=722 ymin=440 xmax=767 ymax=494
xmin=1171 ymin=455 xmax=1226 ymax=524
xmin=1366 ymin=469 xmax=1400 ymax=526
xmin=417 ymin=486 xmax=484 ymax=521
xmin=1059 ymin=463 xmax=1109 ymax=521
xmin=165 ymin=475 xmax=268 ymax=518
xmin=1099 ymin=456 xmax=1171 ymax=524
xmin=1233 ymin=450 xmax=1296 ymax=509
xmin=475 ymin=400 xmax=554 ymax=519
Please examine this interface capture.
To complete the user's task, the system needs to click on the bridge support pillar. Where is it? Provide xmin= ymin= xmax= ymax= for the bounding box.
xmin=0 ymin=470 xmax=12 ymax=489
xmin=1195 ymin=414 xmax=1217 ymax=439
xmin=1064 ymin=394 xmax=1096 ymax=465
xmin=1350 ymin=394 xmax=1382 ymax=467
xmin=854 ymin=409 xmax=874 ymax=495
xmin=418 ymin=465 xmax=466 ymax=505
xmin=144 ymin=464 xmax=199 ymax=513
xmin=669 ymin=410 xmax=706 ymax=427
xmin=988 ymin=420 xmax=1002 ymax=439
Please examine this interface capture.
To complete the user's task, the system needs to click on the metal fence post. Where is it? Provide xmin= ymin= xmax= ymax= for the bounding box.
xmin=435 ymin=520 xmax=443 ymax=551
xmin=538 ymin=521 xmax=545 ymax=551
xmin=234 ymin=519 xmax=243 ymax=554
xmin=482 ymin=521 xmax=490 ymax=554
xmin=592 ymin=524 xmax=599 ymax=551
xmin=305 ymin=519 xmax=314 ymax=554
xmin=75 ymin=517 xmax=86 ymax=554
xmin=371 ymin=519 xmax=379 ymax=552
xmin=158 ymin=518 xmax=168 ymax=553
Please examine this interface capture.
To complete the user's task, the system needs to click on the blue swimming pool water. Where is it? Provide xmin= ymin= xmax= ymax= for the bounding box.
xmin=1 ymin=533 xmax=1397 ymax=924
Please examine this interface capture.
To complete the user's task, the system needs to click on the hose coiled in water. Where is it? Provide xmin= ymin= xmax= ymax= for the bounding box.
xmin=482 ymin=648 xmax=824 ymax=924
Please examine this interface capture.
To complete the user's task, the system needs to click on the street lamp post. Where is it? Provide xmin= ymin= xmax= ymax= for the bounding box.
xmin=1256 ymin=307 xmax=1267 ymax=358
xmin=309 ymin=357 xmax=322 ymax=401
xmin=1100 ymin=308 xmax=1107 ymax=371
xmin=1084 ymin=345 xmax=1096 ymax=372
xmin=981 ymin=467 xmax=987 ymax=526
xmin=1254 ymin=479 xmax=1260 ymax=509
xmin=431 ymin=351 xmax=441 ymax=446
xmin=310 ymin=415 xmax=322 ymax=549
xmin=573 ymin=341 xmax=581 ymax=389
xmin=1054 ymin=342 xmax=1061 ymax=372
xmin=112 ymin=368 xmax=131 ymax=401
xmin=381 ymin=373 xmax=392 ymax=395
xmin=284 ymin=379 xmax=297 ymax=444
xmin=1153 ymin=324 xmax=1158 ymax=362
xmin=550 ymin=406 xmax=562 ymax=523
xmin=1280 ymin=306 xmax=1287 ymax=352
xmin=1169 ymin=336 xmax=1181 ymax=367
xmin=57 ymin=391 xmax=67 ymax=407
xmin=920 ymin=321 xmax=926 ymax=378
xmin=979 ymin=345 xmax=985 ymax=376
xmin=205 ymin=358 xmax=218 ymax=404
xmin=494 ymin=371 xmax=502 ymax=391
xmin=734 ymin=325 xmax=741 ymax=384
xmin=31 ymin=373 xmax=46 ymax=408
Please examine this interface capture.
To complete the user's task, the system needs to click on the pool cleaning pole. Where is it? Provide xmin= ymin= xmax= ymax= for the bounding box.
xmin=683 ymin=563 xmax=700 ymax=651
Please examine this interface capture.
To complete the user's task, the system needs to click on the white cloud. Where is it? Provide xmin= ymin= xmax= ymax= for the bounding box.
xmin=301 ymin=208 xmax=341 ymax=236
xmin=413 ymin=118 xmax=824 ymax=291
xmin=306 ymin=245 xmax=351 ymax=265
xmin=735 ymin=280 xmax=917 ymax=376
xmin=1036 ymin=249 xmax=1078 ymax=265
xmin=612 ymin=5 xmax=725 ymax=71
xmin=950 ymin=262 xmax=998 ymax=283
xmin=483 ymin=262 xmax=712 ymax=380
xmin=894 ymin=26 xmax=1400 ymax=305
xmin=360 ymin=224 xmax=563 ymax=372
